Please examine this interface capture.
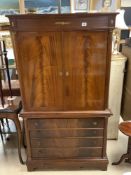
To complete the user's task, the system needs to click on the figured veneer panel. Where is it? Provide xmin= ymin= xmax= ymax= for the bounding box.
xmin=15 ymin=30 xmax=108 ymax=111
xmin=63 ymin=31 xmax=107 ymax=110
xmin=15 ymin=32 xmax=64 ymax=111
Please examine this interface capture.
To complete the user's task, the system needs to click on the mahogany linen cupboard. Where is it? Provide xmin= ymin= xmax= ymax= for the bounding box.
xmin=8 ymin=13 xmax=117 ymax=171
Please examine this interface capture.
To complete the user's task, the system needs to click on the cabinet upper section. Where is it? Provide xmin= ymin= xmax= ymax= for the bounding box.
xmin=7 ymin=13 xmax=117 ymax=32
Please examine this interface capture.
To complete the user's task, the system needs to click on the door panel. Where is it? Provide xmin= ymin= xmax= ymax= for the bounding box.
xmin=64 ymin=67 xmax=86 ymax=109
xmin=16 ymin=32 xmax=63 ymax=110
xmin=63 ymin=31 xmax=108 ymax=110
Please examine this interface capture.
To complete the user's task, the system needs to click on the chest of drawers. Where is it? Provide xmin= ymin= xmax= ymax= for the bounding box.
xmin=29 ymin=118 xmax=104 ymax=158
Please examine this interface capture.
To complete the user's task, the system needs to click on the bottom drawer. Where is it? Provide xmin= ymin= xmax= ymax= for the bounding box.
xmin=31 ymin=147 xmax=102 ymax=158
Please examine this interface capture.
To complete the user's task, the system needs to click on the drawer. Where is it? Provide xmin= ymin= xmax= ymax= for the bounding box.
xmin=30 ymin=138 xmax=103 ymax=148
xmin=28 ymin=118 xmax=104 ymax=130
xmin=30 ymin=129 xmax=103 ymax=138
xmin=11 ymin=15 xmax=111 ymax=32
xmin=31 ymin=147 xmax=102 ymax=158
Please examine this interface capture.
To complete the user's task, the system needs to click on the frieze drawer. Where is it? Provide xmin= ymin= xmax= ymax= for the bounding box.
xmin=9 ymin=15 xmax=114 ymax=32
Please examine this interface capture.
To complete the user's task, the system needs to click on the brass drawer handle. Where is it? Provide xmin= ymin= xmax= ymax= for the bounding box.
xmin=55 ymin=22 xmax=71 ymax=25
xmin=34 ymin=122 xmax=39 ymax=127
xmin=93 ymin=122 xmax=98 ymax=126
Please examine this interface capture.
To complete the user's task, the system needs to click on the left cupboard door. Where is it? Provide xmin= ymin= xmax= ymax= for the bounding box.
xmin=13 ymin=32 xmax=64 ymax=111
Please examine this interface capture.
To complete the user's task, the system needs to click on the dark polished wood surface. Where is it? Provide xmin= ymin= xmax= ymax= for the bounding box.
xmin=12 ymin=30 xmax=108 ymax=111
xmin=8 ymin=13 xmax=117 ymax=171
xmin=119 ymin=121 xmax=131 ymax=137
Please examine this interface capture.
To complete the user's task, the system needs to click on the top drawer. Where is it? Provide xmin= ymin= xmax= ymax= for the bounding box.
xmin=12 ymin=17 xmax=108 ymax=32
xmin=8 ymin=14 xmax=117 ymax=32
xmin=28 ymin=118 xmax=104 ymax=130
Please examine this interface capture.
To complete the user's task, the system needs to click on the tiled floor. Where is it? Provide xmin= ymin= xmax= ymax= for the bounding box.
xmin=0 ymin=127 xmax=131 ymax=175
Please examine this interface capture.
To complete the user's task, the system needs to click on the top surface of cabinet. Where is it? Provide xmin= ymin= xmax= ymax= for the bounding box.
xmin=8 ymin=13 xmax=117 ymax=112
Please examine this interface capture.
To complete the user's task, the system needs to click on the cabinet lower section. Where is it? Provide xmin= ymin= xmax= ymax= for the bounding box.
xmin=23 ymin=114 xmax=109 ymax=171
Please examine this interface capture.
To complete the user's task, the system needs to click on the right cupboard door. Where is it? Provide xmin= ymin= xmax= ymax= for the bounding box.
xmin=63 ymin=31 xmax=108 ymax=110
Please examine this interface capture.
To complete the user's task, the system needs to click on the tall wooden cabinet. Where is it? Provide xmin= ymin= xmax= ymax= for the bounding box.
xmin=8 ymin=13 xmax=117 ymax=171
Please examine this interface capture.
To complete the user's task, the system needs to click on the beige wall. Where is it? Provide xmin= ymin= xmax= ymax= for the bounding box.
xmin=121 ymin=0 xmax=131 ymax=7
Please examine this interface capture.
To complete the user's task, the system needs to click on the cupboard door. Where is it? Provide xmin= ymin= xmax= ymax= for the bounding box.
xmin=15 ymin=32 xmax=64 ymax=111
xmin=63 ymin=31 xmax=108 ymax=110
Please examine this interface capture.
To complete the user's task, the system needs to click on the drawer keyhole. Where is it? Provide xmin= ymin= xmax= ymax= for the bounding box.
xmin=82 ymin=22 xmax=87 ymax=27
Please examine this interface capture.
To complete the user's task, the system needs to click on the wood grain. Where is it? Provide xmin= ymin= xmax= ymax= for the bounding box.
xmin=15 ymin=31 xmax=108 ymax=111
xmin=16 ymin=32 xmax=63 ymax=110
xmin=119 ymin=121 xmax=131 ymax=137
xmin=63 ymin=31 xmax=107 ymax=110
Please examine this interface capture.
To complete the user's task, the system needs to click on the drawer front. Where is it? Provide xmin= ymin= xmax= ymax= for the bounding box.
xmin=28 ymin=118 xmax=104 ymax=130
xmin=30 ymin=129 xmax=103 ymax=138
xmin=30 ymin=138 xmax=103 ymax=148
xmin=11 ymin=16 xmax=111 ymax=32
xmin=31 ymin=147 xmax=102 ymax=158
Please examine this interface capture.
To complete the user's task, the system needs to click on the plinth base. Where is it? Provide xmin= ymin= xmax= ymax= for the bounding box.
xmin=27 ymin=157 xmax=108 ymax=171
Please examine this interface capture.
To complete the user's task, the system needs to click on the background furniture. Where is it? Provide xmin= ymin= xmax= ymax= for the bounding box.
xmin=0 ymin=37 xmax=24 ymax=164
xmin=0 ymin=98 xmax=24 ymax=164
xmin=0 ymin=119 xmax=4 ymax=141
xmin=8 ymin=13 xmax=116 ymax=171
xmin=0 ymin=26 xmax=20 ymax=96
xmin=112 ymin=121 xmax=131 ymax=165
xmin=121 ymin=45 xmax=131 ymax=120
xmin=108 ymin=53 xmax=127 ymax=139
